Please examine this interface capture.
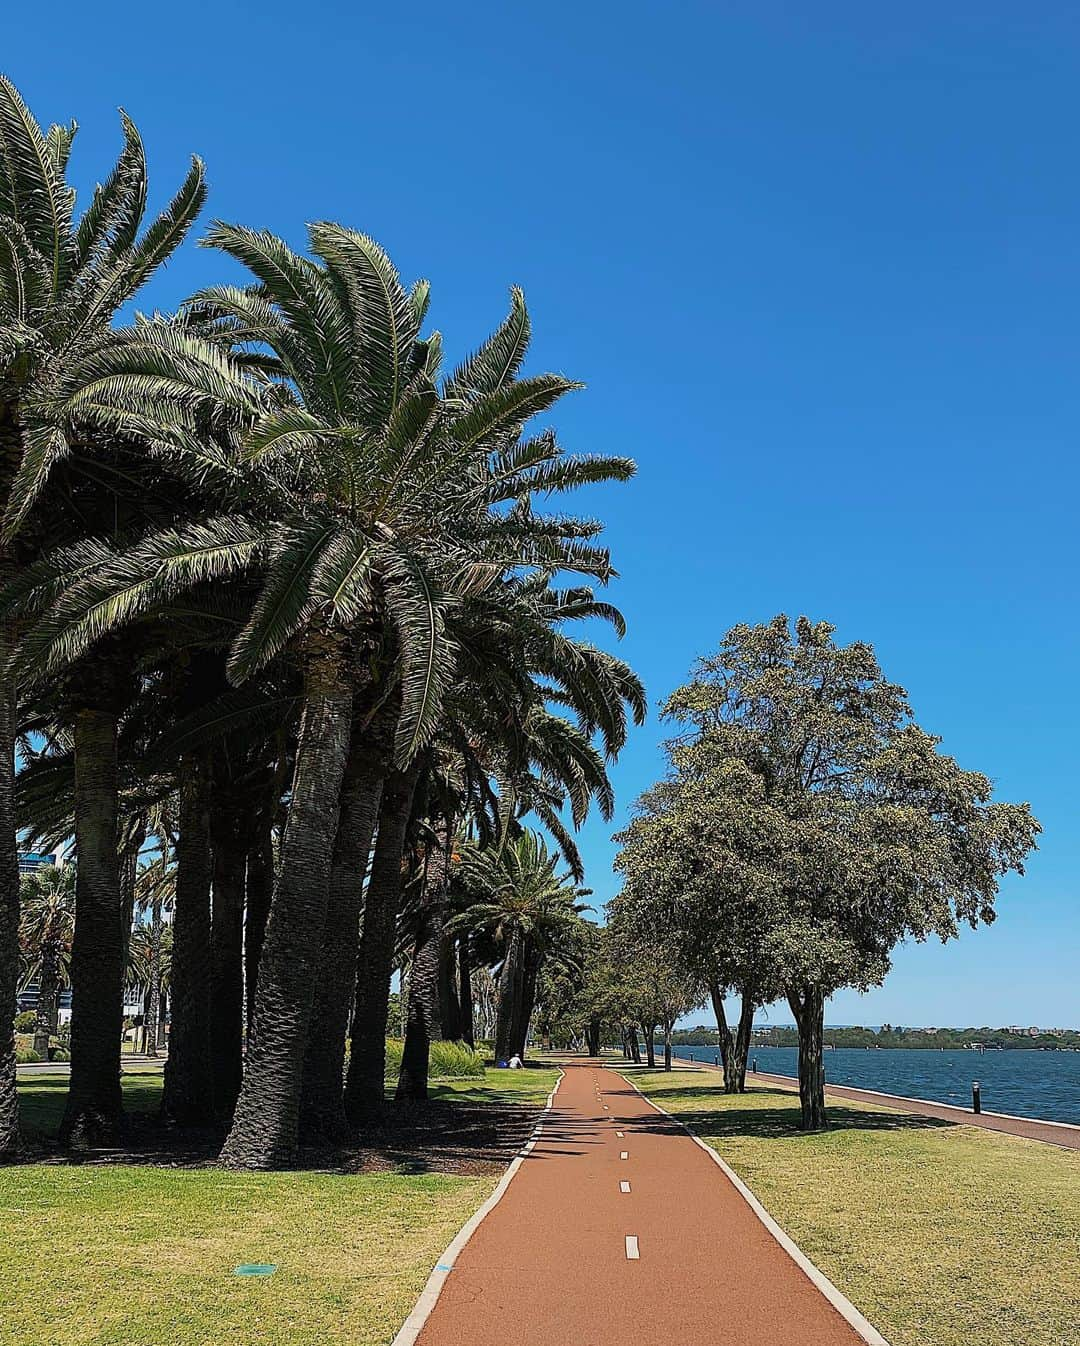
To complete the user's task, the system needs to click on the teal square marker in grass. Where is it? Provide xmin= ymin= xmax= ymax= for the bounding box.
xmin=234 ymin=1264 xmax=276 ymax=1277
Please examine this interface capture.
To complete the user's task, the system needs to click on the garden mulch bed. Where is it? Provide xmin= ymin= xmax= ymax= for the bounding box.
xmin=18 ymin=1096 xmax=541 ymax=1176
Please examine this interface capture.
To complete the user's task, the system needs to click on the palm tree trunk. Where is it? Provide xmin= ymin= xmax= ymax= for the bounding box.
xmin=144 ymin=897 xmax=162 ymax=1059
xmin=510 ymin=946 xmax=539 ymax=1060
xmin=343 ymin=761 xmax=421 ymax=1126
xmin=396 ymin=819 xmax=452 ymax=1102
xmin=244 ymin=812 xmax=274 ymax=1038
xmin=0 ymin=589 xmax=22 ymax=1153
xmin=33 ymin=940 xmax=60 ymax=1059
xmin=493 ymin=926 xmax=523 ymax=1063
xmin=211 ymin=799 xmax=247 ymax=1123
xmin=118 ymin=816 xmax=146 ymax=970
xmin=789 ymin=986 xmax=828 ymax=1130
xmin=161 ymin=750 xmax=215 ymax=1126
xmin=300 ymin=715 xmax=388 ymax=1138
xmin=61 ymin=705 xmax=125 ymax=1147
xmin=221 ymin=633 xmax=354 ymax=1169
xmin=456 ymin=938 xmax=474 ymax=1047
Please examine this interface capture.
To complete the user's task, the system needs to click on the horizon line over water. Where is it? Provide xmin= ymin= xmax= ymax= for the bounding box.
xmin=668 ymin=1045 xmax=1080 ymax=1126
xmin=679 ymin=1021 xmax=1080 ymax=1033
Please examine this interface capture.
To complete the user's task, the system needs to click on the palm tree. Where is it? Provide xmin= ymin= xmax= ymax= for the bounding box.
xmin=126 ymin=915 xmax=172 ymax=1054
xmin=455 ymin=831 xmax=593 ymax=1062
xmin=0 ymin=76 xmax=205 ymax=1152
xmin=131 ymin=837 xmax=175 ymax=1057
xmin=18 ymin=863 xmax=75 ymax=1057
xmin=29 ymin=249 xmax=633 ymax=1166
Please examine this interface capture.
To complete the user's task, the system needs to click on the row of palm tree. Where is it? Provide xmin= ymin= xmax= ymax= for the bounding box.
xmin=0 ymin=76 xmax=643 ymax=1167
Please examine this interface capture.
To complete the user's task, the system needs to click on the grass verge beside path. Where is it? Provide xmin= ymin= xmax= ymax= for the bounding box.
xmin=629 ymin=1067 xmax=1079 ymax=1346
xmin=3 ymin=1065 xmax=559 ymax=1346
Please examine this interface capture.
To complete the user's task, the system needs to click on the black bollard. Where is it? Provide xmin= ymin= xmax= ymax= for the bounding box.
xmin=714 ymin=1054 xmax=719 ymax=1067
xmin=752 ymin=1058 xmax=758 ymax=1073
xmin=972 ymin=1081 xmax=981 ymax=1114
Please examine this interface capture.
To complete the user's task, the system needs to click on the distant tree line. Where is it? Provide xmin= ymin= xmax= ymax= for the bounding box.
xmin=672 ymin=1024 xmax=1079 ymax=1051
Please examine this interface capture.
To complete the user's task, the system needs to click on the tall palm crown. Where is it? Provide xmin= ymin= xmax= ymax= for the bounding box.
xmin=0 ymin=75 xmax=206 ymax=538
xmin=455 ymin=830 xmax=591 ymax=950
xmin=27 ymin=229 xmax=634 ymax=765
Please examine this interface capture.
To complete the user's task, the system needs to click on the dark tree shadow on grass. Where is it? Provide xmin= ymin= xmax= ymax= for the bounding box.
xmin=623 ymin=1084 xmax=956 ymax=1141
xmin=12 ymin=1073 xmax=557 ymax=1176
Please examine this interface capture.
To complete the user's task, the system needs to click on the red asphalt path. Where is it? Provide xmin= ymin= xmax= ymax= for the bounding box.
xmin=413 ymin=1060 xmax=870 ymax=1346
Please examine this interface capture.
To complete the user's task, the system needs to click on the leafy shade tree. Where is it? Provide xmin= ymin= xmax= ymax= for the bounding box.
xmin=18 ymin=863 xmax=75 ymax=1057
xmin=0 ymin=76 xmax=205 ymax=1151
xmin=604 ymin=902 xmax=702 ymax=1071
xmin=614 ymin=764 xmax=784 ymax=1093
xmin=660 ymin=616 xmax=1040 ymax=1130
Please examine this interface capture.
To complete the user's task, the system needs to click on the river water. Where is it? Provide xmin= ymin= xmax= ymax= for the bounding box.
xmin=667 ymin=1044 xmax=1080 ymax=1125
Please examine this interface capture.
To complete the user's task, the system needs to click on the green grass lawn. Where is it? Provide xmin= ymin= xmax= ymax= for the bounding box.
xmin=629 ymin=1067 xmax=1080 ymax=1346
xmin=3 ymin=1065 xmax=559 ymax=1346
xmin=431 ymin=1062 xmax=558 ymax=1107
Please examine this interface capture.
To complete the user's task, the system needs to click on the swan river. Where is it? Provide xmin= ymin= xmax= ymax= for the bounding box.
xmin=667 ymin=1044 xmax=1080 ymax=1125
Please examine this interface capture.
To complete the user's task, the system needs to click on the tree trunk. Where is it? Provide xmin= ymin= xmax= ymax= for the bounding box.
xmin=118 ymin=816 xmax=146 ymax=971
xmin=663 ymin=1022 xmax=673 ymax=1071
xmin=162 ymin=750 xmax=215 ymax=1126
xmin=210 ymin=799 xmax=247 ymax=1123
xmin=788 ymin=986 xmax=828 ymax=1130
xmin=344 ymin=761 xmax=421 ymax=1125
xmin=436 ymin=932 xmax=460 ymax=1043
xmin=0 ymin=615 xmax=20 ymax=1155
xmin=493 ymin=926 xmax=524 ymax=1063
xmin=642 ymin=1023 xmax=656 ymax=1069
xmin=456 ymin=938 xmax=474 ymax=1047
xmin=300 ymin=719 xmax=386 ymax=1138
xmin=709 ymin=982 xmax=738 ymax=1093
xmin=33 ymin=939 xmax=60 ymax=1059
xmin=510 ymin=947 xmax=539 ymax=1060
xmin=627 ymin=1025 xmax=641 ymax=1064
xmin=143 ymin=897 xmax=162 ymax=1059
xmin=397 ymin=819 xmax=453 ymax=1102
xmin=586 ymin=1016 xmax=601 ymax=1058
xmin=730 ymin=989 xmax=756 ymax=1093
xmin=221 ymin=634 xmax=354 ymax=1169
xmin=61 ymin=706 xmax=125 ymax=1147
xmin=244 ymin=813 xmax=274 ymax=1039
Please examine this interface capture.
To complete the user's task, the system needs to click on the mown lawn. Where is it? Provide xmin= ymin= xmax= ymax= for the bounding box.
xmin=629 ymin=1067 xmax=1080 ymax=1346
xmin=3 ymin=1065 xmax=559 ymax=1346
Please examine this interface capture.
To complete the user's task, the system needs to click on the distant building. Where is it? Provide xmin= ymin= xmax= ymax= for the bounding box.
xmin=18 ymin=851 xmax=57 ymax=875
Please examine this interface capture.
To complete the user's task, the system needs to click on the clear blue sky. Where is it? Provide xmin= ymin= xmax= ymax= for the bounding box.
xmin=7 ymin=2 xmax=1079 ymax=1027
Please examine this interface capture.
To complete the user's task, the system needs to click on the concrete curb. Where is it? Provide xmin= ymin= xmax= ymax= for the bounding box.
xmin=390 ymin=1070 xmax=564 ymax=1346
xmin=615 ymin=1066 xmax=891 ymax=1346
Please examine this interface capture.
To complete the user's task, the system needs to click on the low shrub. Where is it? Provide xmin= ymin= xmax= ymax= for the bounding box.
xmin=383 ymin=1038 xmax=485 ymax=1081
xmin=16 ymin=1047 xmax=42 ymax=1064
xmin=50 ymin=1047 xmax=71 ymax=1062
xmin=14 ymin=1012 xmax=36 ymax=1034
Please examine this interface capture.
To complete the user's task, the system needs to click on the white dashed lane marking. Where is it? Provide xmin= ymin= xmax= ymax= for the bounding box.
xmin=625 ymin=1235 xmax=640 ymax=1260
xmin=620 ymin=1151 xmax=629 ymax=1160
xmin=620 ymin=1181 xmax=631 ymax=1193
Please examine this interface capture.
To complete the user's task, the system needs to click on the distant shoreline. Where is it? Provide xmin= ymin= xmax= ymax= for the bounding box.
xmin=670 ymin=1026 xmax=1079 ymax=1051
